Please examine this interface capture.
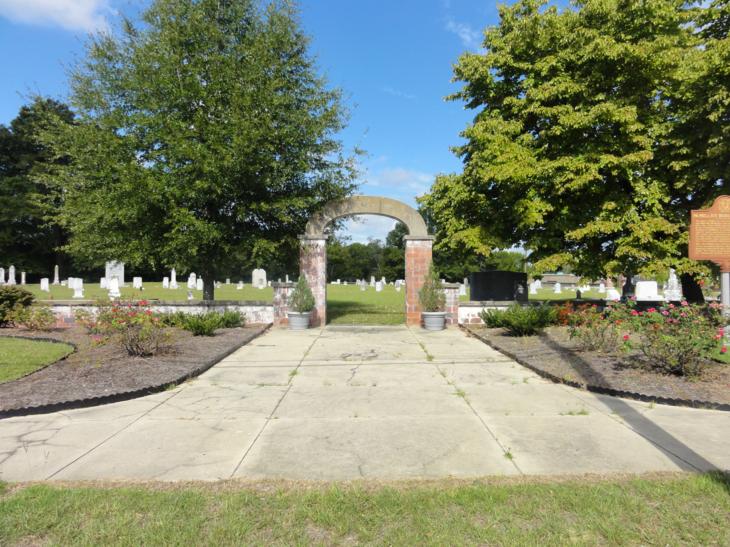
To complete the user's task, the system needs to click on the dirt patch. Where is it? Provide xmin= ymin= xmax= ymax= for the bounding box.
xmin=466 ymin=325 xmax=730 ymax=410
xmin=0 ymin=324 xmax=269 ymax=417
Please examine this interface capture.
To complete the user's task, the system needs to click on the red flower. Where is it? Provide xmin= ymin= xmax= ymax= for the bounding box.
xmin=631 ymin=310 xmax=639 ymax=316
xmin=722 ymin=346 xmax=727 ymax=354
xmin=623 ymin=334 xmax=630 ymax=341
xmin=647 ymin=307 xmax=657 ymax=313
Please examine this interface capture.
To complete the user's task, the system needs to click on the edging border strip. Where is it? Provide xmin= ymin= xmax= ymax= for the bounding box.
xmin=0 ymin=324 xmax=272 ymax=419
xmin=462 ymin=325 xmax=730 ymax=413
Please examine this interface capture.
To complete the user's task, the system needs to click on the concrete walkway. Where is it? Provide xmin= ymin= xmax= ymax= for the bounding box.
xmin=1 ymin=326 xmax=728 ymax=481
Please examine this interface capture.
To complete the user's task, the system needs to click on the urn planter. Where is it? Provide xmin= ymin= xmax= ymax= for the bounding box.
xmin=287 ymin=311 xmax=312 ymax=330
xmin=422 ymin=311 xmax=447 ymax=331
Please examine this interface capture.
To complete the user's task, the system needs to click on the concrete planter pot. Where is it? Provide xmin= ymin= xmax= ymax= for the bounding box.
xmin=287 ymin=311 xmax=312 ymax=330
xmin=422 ymin=311 xmax=447 ymax=331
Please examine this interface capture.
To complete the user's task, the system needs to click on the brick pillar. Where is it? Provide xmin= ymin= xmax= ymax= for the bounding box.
xmin=272 ymin=282 xmax=295 ymax=326
xmin=299 ymin=235 xmax=327 ymax=327
xmin=404 ymin=235 xmax=435 ymax=326
xmin=443 ymin=283 xmax=459 ymax=325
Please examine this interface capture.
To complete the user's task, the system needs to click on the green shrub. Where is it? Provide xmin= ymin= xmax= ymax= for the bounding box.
xmin=418 ymin=265 xmax=445 ymax=312
xmin=8 ymin=305 xmax=56 ymax=331
xmin=568 ymin=304 xmax=620 ymax=353
xmin=498 ymin=304 xmax=557 ymax=336
xmin=97 ymin=301 xmax=169 ymax=356
xmin=182 ymin=313 xmax=222 ymax=336
xmin=290 ymin=277 xmax=315 ymax=313
xmin=0 ymin=286 xmax=34 ymax=326
xmin=218 ymin=310 xmax=245 ymax=328
xmin=480 ymin=308 xmax=506 ymax=328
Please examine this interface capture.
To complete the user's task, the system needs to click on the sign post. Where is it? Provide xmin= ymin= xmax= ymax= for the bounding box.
xmin=689 ymin=196 xmax=730 ymax=335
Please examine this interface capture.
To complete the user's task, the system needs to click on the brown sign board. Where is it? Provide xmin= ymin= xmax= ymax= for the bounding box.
xmin=689 ymin=195 xmax=730 ymax=271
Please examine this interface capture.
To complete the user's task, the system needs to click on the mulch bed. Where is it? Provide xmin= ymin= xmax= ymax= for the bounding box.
xmin=0 ymin=324 xmax=269 ymax=418
xmin=465 ymin=325 xmax=730 ymax=410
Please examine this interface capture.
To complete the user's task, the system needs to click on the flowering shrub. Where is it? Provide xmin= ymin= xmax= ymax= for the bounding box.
xmin=568 ymin=304 xmax=620 ymax=353
xmin=621 ymin=301 xmax=720 ymax=377
xmin=8 ymin=305 xmax=56 ymax=331
xmin=94 ymin=300 xmax=168 ymax=356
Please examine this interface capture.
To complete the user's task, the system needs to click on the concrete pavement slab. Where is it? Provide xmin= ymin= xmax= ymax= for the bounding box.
xmin=55 ymin=417 xmax=266 ymax=481
xmin=235 ymin=416 xmax=518 ymax=480
xmin=465 ymin=383 xmax=590 ymax=417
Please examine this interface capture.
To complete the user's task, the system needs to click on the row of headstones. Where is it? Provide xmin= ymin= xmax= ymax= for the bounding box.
xmin=527 ymin=269 xmax=684 ymax=301
xmin=0 ymin=266 xmax=26 ymax=286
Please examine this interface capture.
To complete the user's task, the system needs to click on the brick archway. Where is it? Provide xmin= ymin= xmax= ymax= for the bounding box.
xmin=300 ymin=196 xmax=434 ymax=326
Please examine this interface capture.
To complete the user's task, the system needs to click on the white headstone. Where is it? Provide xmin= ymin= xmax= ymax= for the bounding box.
xmin=252 ymin=268 xmax=267 ymax=289
xmin=664 ymin=268 xmax=683 ymax=301
xmin=370 ymin=276 xmax=375 ymax=287
xmin=108 ymin=277 xmax=121 ymax=299
xmin=105 ymin=261 xmax=125 ymax=286
xmin=285 ymin=274 xmax=290 ymax=283
xmin=73 ymin=279 xmax=84 ymax=299
xmin=553 ymin=282 xmax=562 ymax=294
xmin=196 ymin=278 xmax=204 ymax=291
xmin=336 ymin=279 xmax=341 ymax=285
xmin=375 ymin=281 xmax=383 ymax=292
xmin=187 ymin=272 xmax=197 ymax=289
xmin=635 ymin=281 xmax=662 ymax=301
xmin=530 ymin=281 xmax=538 ymax=295
xmin=360 ymin=283 xmax=366 ymax=291
xmin=343 ymin=281 xmax=348 ymax=285
xmin=598 ymin=282 xmax=606 ymax=293
xmin=0 ymin=268 xmax=4 ymax=285
xmin=20 ymin=271 xmax=25 ymax=285
xmin=236 ymin=281 xmax=243 ymax=290
xmin=381 ymin=276 xmax=386 ymax=285
xmin=7 ymin=265 xmax=16 ymax=285
xmin=61 ymin=279 xmax=67 ymax=286
xmin=606 ymin=288 xmax=621 ymax=301
xmin=226 ymin=278 xmax=230 ymax=285
xmin=40 ymin=278 xmax=50 ymax=292
xmin=52 ymin=265 xmax=60 ymax=285
xmin=133 ymin=276 xmax=143 ymax=289
xmin=395 ymin=284 xmax=401 ymax=292
xmin=187 ymin=290 xmax=194 ymax=300
xmin=464 ymin=277 xmax=469 ymax=286
xmin=170 ymin=269 xmax=178 ymax=289
xmin=162 ymin=277 xmax=169 ymax=289
xmin=100 ymin=277 xmax=108 ymax=289
xmin=534 ymin=279 xmax=542 ymax=289
xmin=459 ymin=283 xmax=467 ymax=296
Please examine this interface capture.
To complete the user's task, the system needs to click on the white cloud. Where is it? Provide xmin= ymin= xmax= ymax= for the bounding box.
xmin=0 ymin=0 xmax=113 ymax=32
xmin=364 ymin=167 xmax=433 ymax=201
xmin=445 ymin=18 xmax=482 ymax=50
xmin=381 ymin=86 xmax=416 ymax=100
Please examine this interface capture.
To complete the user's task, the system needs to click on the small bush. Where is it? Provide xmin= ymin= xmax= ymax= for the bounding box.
xmin=218 ymin=310 xmax=245 ymax=328
xmin=182 ymin=313 xmax=222 ymax=336
xmin=419 ymin=265 xmax=445 ymax=312
xmin=0 ymin=286 xmax=34 ymax=326
xmin=8 ymin=305 xmax=56 ymax=331
xmin=480 ymin=308 xmax=506 ymax=328
xmin=568 ymin=304 xmax=620 ymax=353
xmin=499 ymin=304 xmax=557 ymax=336
xmin=290 ymin=277 xmax=315 ymax=313
xmin=95 ymin=300 xmax=169 ymax=356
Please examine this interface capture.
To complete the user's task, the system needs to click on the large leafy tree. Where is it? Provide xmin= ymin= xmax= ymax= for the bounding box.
xmin=43 ymin=0 xmax=355 ymax=299
xmin=420 ymin=0 xmax=726 ymax=298
xmin=0 ymin=98 xmax=73 ymax=275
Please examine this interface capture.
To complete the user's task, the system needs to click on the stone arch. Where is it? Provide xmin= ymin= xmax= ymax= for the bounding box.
xmin=298 ymin=195 xmax=434 ymax=327
xmin=304 ymin=196 xmax=429 ymax=238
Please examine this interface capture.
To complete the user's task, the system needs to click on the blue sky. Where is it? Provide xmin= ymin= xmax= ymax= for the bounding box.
xmin=0 ymin=0 xmax=502 ymax=242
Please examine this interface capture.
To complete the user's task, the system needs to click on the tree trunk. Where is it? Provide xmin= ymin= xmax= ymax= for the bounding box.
xmin=621 ymin=273 xmax=635 ymax=298
xmin=202 ymin=267 xmax=216 ymax=301
xmin=680 ymin=273 xmax=704 ymax=304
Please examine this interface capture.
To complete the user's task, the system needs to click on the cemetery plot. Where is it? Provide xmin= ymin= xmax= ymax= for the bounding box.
xmin=326 ymin=284 xmax=406 ymax=325
xmin=25 ymin=282 xmax=274 ymax=302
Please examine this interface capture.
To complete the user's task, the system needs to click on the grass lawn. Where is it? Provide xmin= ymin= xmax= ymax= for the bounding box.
xmin=0 ymin=338 xmax=74 ymax=383
xmin=24 ymin=282 xmax=274 ymax=302
xmin=0 ymin=474 xmax=728 ymax=545
xmin=327 ymin=284 xmax=405 ymax=325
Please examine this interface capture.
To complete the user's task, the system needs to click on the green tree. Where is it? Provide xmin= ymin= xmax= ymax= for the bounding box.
xmin=0 ymin=98 xmax=74 ymax=275
xmin=420 ymin=0 xmax=724 ymax=299
xmin=42 ymin=0 xmax=355 ymax=299
xmin=385 ymin=221 xmax=408 ymax=250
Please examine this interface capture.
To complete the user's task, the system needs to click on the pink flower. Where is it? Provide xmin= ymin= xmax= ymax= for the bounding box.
xmin=630 ymin=295 xmax=637 ymax=301
xmin=647 ymin=307 xmax=657 ymax=313
xmin=681 ymin=300 xmax=688 ymax=307
xmin=715 ymin=334 xmax=722 ymax=340
xmin=722 ymin=346 xmax=727 ymax=354
xmin=623 ymin=334 xmax=630 ymax=341
xmin=631 ymin=310 xmax=639 ymax=316
xmin=661 ymin=310 xmax=669 ymax=316
xmin=719 ymin=328 xmax=725 ymax=336
xmin=668 ymin=303 xmax=675 ymax=309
